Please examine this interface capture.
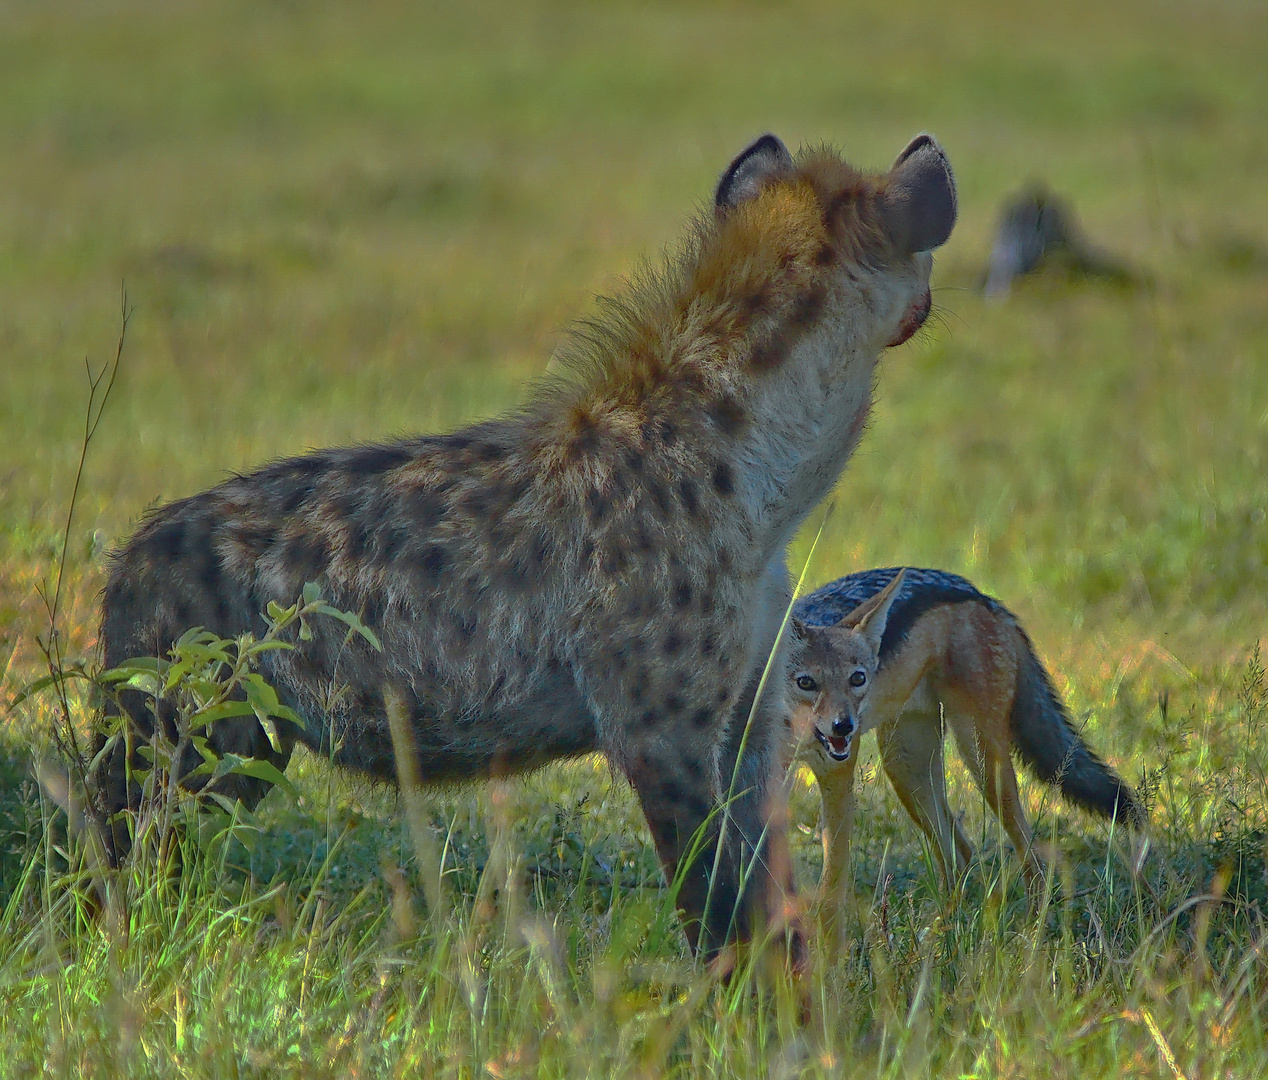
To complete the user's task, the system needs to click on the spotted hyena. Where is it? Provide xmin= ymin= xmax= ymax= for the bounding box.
xmin=95 ymin=133 xmax=957 ymax=957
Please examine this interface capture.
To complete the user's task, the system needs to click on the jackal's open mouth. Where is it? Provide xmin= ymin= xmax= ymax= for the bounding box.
xmin=815 ymin=728 xmax=853 ymax=762
xmin=886 ymin=288 xmax=932 ymax=347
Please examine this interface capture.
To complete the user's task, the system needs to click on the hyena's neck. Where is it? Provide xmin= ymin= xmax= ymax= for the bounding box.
xmin=539 ymin=193 xmax=883 ymax=559
xmin=725 ymin=315 xmax=878 ymax=547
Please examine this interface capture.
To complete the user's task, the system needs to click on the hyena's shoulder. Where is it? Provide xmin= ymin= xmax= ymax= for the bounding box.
xmin=793 ymin=567 xmax=1007 ymax=665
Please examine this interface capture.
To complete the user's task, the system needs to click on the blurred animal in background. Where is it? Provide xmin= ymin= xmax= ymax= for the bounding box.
xmin=788 ymin=567 xmax=1144 ymax=909
xmin=983 ymin=187 xmax=1136 ymax=296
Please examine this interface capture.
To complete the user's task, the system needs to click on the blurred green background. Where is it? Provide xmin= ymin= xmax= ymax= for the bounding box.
xmin=3 ymin=0 xmax=1265 ymax=689
xmin=2 ymin=0 xmax=1266 ymax=674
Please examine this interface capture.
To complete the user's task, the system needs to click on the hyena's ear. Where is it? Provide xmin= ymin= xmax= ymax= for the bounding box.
xmin=839 ymin=569 xmax=907 ymax=654
xmin=881 ymin=134 xmax=957 ymax=256
xmin=715 ymin=134 xmax=793 ymax=211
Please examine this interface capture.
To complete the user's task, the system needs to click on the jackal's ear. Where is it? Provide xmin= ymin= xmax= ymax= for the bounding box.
xmin=715 ymin=134 xmax=793 ymax=211
xmin=881 ymin=134 xmax=957 ymax=255
xmin=839 ymin=569 xmax=907 ymax=654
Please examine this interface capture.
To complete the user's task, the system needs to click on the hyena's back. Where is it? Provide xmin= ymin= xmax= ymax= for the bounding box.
xmin=101 ymin=423 xmax=601 ymax=786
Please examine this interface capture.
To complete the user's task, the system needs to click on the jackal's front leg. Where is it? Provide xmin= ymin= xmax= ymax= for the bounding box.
xmin=815 ymin=757 xmax=859 ymax=914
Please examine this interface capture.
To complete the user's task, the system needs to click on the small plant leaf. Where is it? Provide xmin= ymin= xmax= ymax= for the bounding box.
xmin=174 ymin=625 xmax=210 ymax=648
xmin=87 ymin=734 xmax=121 ymax=773
xmin=312 ymin=603 xmax=382 ymax=651
xmin=9 ymin=669 xmax=93 ymax=708
xmin=246 ymin=640 xmax=295 ymax=654
xmin=123 ymin=672 xmax=162 ymax=697
xmin=243 ymin=673 xmax=305 ymax=734
xmin=101 ymin=656 xmax=169 ymax=682
xmin=266 ymin=600 xmax=296 ymax=627
xmin=189 ymin=700 xmax=257 ymax=730
xmin=227 ymin=757 xmax=300 ymax=801
xmin=259 ymin=715 xmax=284 ymax=755
xmin=204 ymin=791 xmax=241 ymax=816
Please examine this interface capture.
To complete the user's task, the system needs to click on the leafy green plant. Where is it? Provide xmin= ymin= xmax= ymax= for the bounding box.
xmin=9 ymin=586 xmax=379 ymax=947
xmin=85 ymin=583 xmax=381 ymax=871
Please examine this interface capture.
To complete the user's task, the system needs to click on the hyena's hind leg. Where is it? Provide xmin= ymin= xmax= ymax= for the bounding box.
xmin=93 ymin=689 xmax=297 ymax=863
xmin=876 ymin=709 xmax=973 ymax=890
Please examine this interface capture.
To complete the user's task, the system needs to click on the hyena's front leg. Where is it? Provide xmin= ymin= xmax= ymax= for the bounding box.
xmin=717 ymin=670 xmax=802 ymax=959
xmin=585 ymin=616 xmax=793 ymax=957
xmin=621 ymin=723 xmax=791 ymax=962
xmin=619 ymin=732 xmax=735 ymax=957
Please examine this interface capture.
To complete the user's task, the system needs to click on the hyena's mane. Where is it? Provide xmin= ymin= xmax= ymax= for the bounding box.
xmin=528 ymin=145 xmax=897 ymax=435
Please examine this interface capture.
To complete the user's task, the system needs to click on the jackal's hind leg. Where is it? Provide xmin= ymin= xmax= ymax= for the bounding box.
xmin=877 ymin=710 xmax=969 ymax=890
xmin=946 ymin=707 xmax=1044 ymax=893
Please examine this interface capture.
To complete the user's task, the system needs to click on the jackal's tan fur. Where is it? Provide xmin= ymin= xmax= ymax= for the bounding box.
xmin=96 ymin=135 xmax=956 ymax=956
xmin=789 ymin=567 xmax=1142 ymax=911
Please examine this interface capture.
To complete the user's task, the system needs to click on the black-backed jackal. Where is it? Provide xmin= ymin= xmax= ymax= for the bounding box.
xmin=789 ymin=568 xmax=1143 ymax=907
xmin=95 ymin=136 xmax=956 ymax=958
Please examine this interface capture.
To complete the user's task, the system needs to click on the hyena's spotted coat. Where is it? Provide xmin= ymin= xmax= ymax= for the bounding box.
xmin=97 ymin=133 xmax=957 ymax=956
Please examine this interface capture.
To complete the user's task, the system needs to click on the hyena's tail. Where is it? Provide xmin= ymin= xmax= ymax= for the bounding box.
xmin=1008 ymin=624 xmax=1145 ymax=828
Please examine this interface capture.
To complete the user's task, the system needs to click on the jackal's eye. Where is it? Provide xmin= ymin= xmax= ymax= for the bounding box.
xmin=795 ymin=674 xmax=818 ymax=693
xmin=848 ymin=669 xmax=867 ymax=688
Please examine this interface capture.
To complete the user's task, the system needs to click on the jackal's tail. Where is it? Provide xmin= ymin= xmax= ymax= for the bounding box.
xmin=1008 ymin=626 xmax=1144 ymax=828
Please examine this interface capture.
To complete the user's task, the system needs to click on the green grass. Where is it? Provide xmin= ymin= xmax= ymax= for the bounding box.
xmin=2 ymin=0 xmax=1268 ymax=1075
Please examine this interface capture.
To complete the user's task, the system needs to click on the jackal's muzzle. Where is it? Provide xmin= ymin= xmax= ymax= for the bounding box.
xmin=814 ymin=717 xmax=856 ymax=762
